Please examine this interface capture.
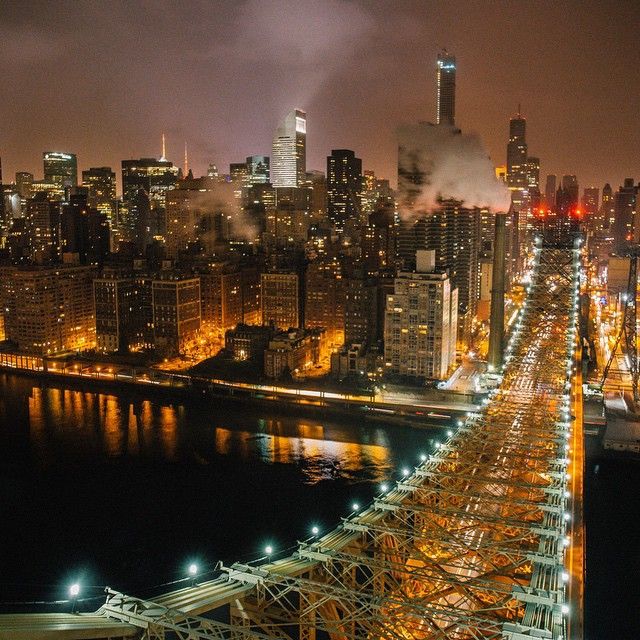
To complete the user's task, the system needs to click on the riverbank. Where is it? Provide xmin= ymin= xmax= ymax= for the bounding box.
xmin=0 ymin=352 xmax=477 ymax=427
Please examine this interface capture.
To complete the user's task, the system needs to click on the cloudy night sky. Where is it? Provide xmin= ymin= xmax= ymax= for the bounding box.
xmin=0 ymin=0 xmax=639 ymax=190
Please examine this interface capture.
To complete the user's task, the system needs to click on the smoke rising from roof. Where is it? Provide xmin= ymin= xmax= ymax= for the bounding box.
xmin=397 ymin=123 xmax=510 ymax=217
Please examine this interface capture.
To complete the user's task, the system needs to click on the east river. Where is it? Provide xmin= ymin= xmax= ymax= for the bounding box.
xmin=0 ymin=373 xmax=637 ymax=637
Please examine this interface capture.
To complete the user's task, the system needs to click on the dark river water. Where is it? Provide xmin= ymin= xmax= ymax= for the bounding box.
xmin=0 ymin=372 xmax=637 ymax=638
xmin=0 ymin=373 xmax=445 ymax=610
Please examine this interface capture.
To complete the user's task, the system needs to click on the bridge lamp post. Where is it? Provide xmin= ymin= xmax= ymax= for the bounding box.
xmin=188 ymin=563 xmax=198 ymax=586
xmin=264 ymin=545 xmax=273 ymax=557
xmin=351 ymin=503 xmax=360 ymax=512
xmin=69 ymin=583 xmax=80 ymax=613
xmin=311 ymin=526 xmax=319 ymax=537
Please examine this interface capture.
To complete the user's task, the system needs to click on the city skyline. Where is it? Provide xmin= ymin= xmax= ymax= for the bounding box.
xmin=0 ymin=1 xmax=638 ymax=189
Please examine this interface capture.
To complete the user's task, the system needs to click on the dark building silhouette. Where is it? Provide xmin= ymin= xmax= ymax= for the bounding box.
xmin=60 ymin=194 xmax=110 ymax=266
xmin=121 ymin=158 xmax=178 ymax=251
xmin=612 ymin=178 xmax=637 ymax=254
xmin=327 ymin=149 xmax=362 ymax=232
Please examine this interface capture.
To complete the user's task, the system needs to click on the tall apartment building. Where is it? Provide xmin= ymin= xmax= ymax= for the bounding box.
xmin=384 ymin=250 xmax=457 ymax=380
xmin=152 ymin=276 xmax=201 ymax=354
xmin=25 ymin=192 xmax=61 ymax=264
xmin=94 ymin=275 xmax=154 ymax=353
xmin=261 ymin=271 xmax=300 ymax=329
xmin=1 ymin=265 xmax=96 ymax=354
xmin=305 ymin=258 xmax=345 ymax=347
xmin=343 ymin=271 xmax=378 ymax=347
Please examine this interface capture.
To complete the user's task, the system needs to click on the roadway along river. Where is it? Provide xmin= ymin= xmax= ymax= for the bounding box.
xmin=0 ymin=372 xmax=445 ymax=611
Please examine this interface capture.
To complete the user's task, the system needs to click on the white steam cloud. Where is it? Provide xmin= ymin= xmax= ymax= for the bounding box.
xmin=398 ymin=123 xmax=510 ymax=217
xmin=186 ymin=181 xmax=259 ymax=246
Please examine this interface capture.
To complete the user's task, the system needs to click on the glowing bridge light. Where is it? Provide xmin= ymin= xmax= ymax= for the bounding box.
xmin=380 ymin=483 xmax=389 ymax=493
xmin=69 ymin=583 xmax=80 ymax=598
xmin=188 ymin=563 xmax=198 ymax=576
xmin=265 ymin=545 xmax=273 ymax=555
xmin=351 ymin=502 xmax=360 ymax=512
xmin=401 ymin=468 xmax=410 ymax=477
xmin=311 ymin=526 xmax=319 ymax=536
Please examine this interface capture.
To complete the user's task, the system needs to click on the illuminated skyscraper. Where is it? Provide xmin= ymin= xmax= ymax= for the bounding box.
xmin=43 ymin=151 xmax=77 ymax=187
xmin=271 ymin=109 xmax=306 ymax=188
xmin=82 ymin=167 xmax=116 ymax=220
xmin=327 ymin=149 xmax=362 ymax=232
xmin=436 ymin=50 xmax=456 ymax=126
xmin=246 ymin=155 xmax=270 ymax=185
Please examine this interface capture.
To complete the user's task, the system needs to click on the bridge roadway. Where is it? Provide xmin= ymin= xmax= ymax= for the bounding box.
xmin=0 ymin=238 xmax=584 ymax=640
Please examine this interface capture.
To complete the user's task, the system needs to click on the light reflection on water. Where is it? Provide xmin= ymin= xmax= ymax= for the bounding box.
xmin=21 ymin=383 xmax=429 ymax=486
xmin=1 ymin=374 xmax=442 ymax=605
xmin=214 ymin=425 xmax=392 ymax=484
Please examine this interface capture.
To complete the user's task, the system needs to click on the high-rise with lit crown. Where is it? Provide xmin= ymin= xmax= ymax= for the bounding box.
xmin=43 ymin=151 xmax=77 ymax=187
xmin=271 ymin=109 xmax=306 ymax=188
xmin=436 ymin=50 xmax=456 ymax=126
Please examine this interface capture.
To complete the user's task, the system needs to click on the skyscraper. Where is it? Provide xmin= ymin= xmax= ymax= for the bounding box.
xmin=436 ymin=50 xmax=456 ymax=126
xmin=544 ymin=175 xmax=557 ymax=210
xmin=582 ymin=187 xmax=600 ymax=232
xmin=561 ymin=175 xmax=579 ymax=209
xmin=43 ymin=152 xmax=77 ymax=187
xmin=121 ymin=158 xmax=178 ymax=249
xmin=326 ymin=149 xmax=362 ymax=232
xmin=601 ymin=183 xmax=614 ymax=229
xmin=15 ymin=172 xmax=34 ymax=200
xmin=612 ymin=178 xmax=637 ymax=253
xmin=82 ymin=167 xmax=116 ymax=220
xmin=271 ymin=109 xmax=306 ymax=188
xmin=506 ymin=113 xmax=527 ymax=189
xmin=246 ymin=156 xmax=270 ymax=185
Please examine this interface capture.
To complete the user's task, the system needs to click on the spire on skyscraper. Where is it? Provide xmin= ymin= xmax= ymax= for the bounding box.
xmin=160 ymin=133 xmax=167 ymax=161
xmin=184 ymin=142 xmax=189 ymax=175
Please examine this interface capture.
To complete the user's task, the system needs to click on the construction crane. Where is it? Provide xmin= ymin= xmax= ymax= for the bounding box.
xmin=600 ymin=248 xmax=639 ymax=402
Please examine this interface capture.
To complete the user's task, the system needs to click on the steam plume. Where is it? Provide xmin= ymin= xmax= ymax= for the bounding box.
xmin=398 ymin=123 xmax=510 ymax=217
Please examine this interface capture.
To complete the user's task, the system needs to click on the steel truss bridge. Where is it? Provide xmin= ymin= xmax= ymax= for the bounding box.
xmin=0 ymin=237 xmax=584 ymax=640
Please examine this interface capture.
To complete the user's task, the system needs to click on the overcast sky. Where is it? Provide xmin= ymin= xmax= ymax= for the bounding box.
xmin=1 ymin=0 xmax=638 ymax=191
